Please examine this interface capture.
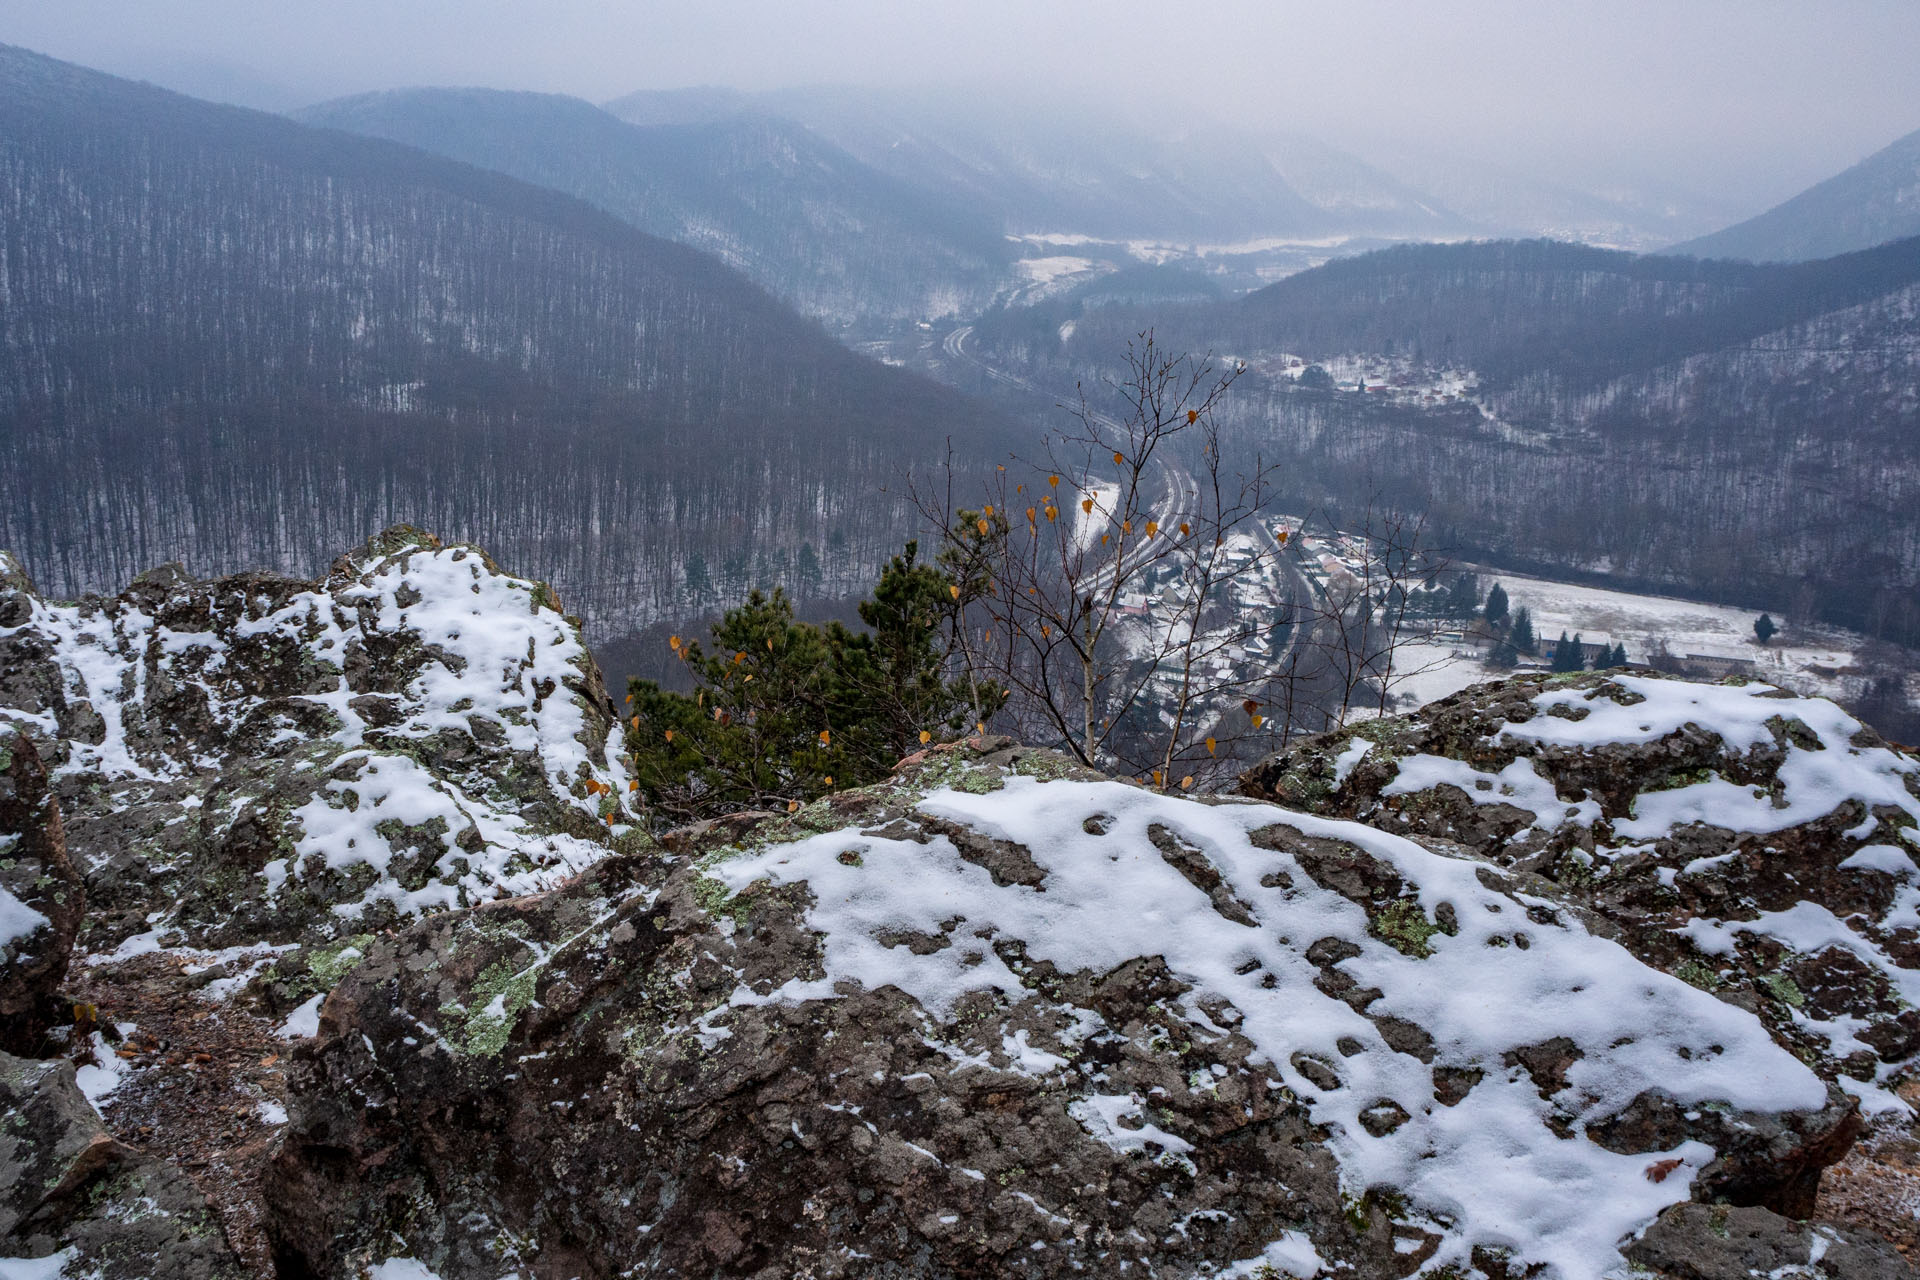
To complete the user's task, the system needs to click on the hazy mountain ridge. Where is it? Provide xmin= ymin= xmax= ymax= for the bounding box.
xmin=1672 ymin=125 xmax=1920 ymax=263
xmin=0 ymin=44 xmax=1017 ymax=634
xmin=607 ymin=85 xmax=1483 ymax=244
xmin=297 ymin=87 xmax=1014 ymax=325
xmin=966 ymin=236 xmax=1920 ymax=641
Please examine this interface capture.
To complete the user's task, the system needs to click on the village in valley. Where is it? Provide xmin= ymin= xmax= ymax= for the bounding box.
xmin=1112 ymin=505 xmax=1903 ymax=745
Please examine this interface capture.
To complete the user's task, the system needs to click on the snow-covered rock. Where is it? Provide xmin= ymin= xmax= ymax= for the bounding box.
xmin=1243 ymin=671 xmax=1920 ymax=1120
xmin=269 ymin=734 xmax=1871 ymax=1280
xmin=0 ymin=527 xmax=632 ymax=957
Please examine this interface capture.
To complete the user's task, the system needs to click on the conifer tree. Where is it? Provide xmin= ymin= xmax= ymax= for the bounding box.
xmin=1511 ymin=607 xmax=1536 ymax=654
xmin=1550 ymin=630 xmax=1582 ymax=672
xmin=1484 ymin=582 xmax=1509 ymax=625
xmin=622 ymin=543 xmax=989 ymax=828
xmin=1754 ymin=613 xmax=1777 ymax=646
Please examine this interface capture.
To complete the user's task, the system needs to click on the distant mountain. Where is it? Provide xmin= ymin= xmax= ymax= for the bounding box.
xmin=605 ymin=85 xmax=1479 ymax=245
xmin=1670 ymin=126 xmax=1920 ymax=262
xmin=1363 ymin=146 xmax=1740 ymax=251
xmin=605 ymin=85 xmax=1759 ymax=254
xmin=0 ymin=45 xmax=1017 ymax=632
xmin=299 ymin=87 xmax=1012 ymax=326
xmin=970 ymin=236 xmax=1920 ymax=642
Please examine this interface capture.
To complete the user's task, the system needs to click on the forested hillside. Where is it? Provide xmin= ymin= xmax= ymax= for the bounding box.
xmin=968 ymin=238 xmax=1920 ymax=641
xmin=0 ymin=45 xmax=1019 ymax=632
xmin=298 ymin=88 xmax=1013 ymax=326
xmin=1671 ymin=125 xmax=1920 ymax=263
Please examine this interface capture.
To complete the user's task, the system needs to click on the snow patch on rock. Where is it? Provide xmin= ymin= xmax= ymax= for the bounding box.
xmin=712 ymin=774 xmax=1827 ymax=1279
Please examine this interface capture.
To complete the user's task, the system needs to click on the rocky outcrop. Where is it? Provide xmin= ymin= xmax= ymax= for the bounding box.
xmin=0 ymin=724 xmax=83 ymax=1055
xmin=12 ymin=531 xmax=1918 ymax=1280
xmin=0 ymin=527 xmax=633 ymax=957
xmin=266 ymin=734 xmax=1876 ymax=1280
xmin=1239 ymin=671 xmax=1920 ymax=1117
xmin=0 ymin=1049 xmax=246 ymax=1280
xmin=1627 ymin=1203 xmax=1911 ymax=1280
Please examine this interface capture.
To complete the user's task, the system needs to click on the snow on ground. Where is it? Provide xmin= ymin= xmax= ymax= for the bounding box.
xmin=711 ymin=770 xmax=1826 ymax=1279
xmin=1071 ymin=482 xmax=1120 ymax=554
xmin=0 ymin=884 xmax=50 ymax=947
xmin=367 ymin=1261 xmax=445 ymax=1280
xmin=1373 ymin=673 xmax=1920 ymax=1112
xmin=1387 ymin=568 xmax=1873 ymax=714
xmin=1382 ymin=638 xmax=1491 ymax=711
xmin=73 ymin=1031 xmax=132 ymax=1111
xmin=0 ymin=1250 xmax=78 ymax=1280
xmin=1488 ymin=570 xmax=1854 ymax=674
xmin=278 ymin=993 xmax=325 ymax=1039
xmin=1007 ymin=255 xmax=1112 ymax=304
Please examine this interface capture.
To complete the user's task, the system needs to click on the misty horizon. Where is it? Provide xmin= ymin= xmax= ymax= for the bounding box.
xmin=7 ymin=0 xmax=1920 ymax=234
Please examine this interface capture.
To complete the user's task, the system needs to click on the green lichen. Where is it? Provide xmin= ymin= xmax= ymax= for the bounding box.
xmin=1759 ymin=973 xmax=1806 ymax=1009
xmin=912 ymin=752 xmax=1005 ymax=795
xmin=1011 ymin=753 xmax=1080 ymax=782
xmin=691 ymin=874 xmax=753 ymax=925
xmin=454 ymin=956 xmax=540 ymax=1056
xmin=1651 ymin=767 xmax=1714 ymax=791
xmin=1674 ymin=958 xmax=1723 ymax=990
xmin=306 ymin=934 xmax=375 ymax=989
xmin=1552 ymin=850 xmax=1596 ymax=888
xmin=1371 ymin=899 xmax=1442 ymax=958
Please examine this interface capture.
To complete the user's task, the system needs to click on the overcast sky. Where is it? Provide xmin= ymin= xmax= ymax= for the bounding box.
xmin=6 ymin=0 xmax=1919 ymax=212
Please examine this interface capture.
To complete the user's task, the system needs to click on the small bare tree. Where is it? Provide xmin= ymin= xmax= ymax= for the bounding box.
xmin=915 ymin=331 xmax=1309 ymax=790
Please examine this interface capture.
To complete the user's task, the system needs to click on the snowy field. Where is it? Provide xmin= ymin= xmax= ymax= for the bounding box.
xmin=1383 ymin=568 xmax=1875 ymax=713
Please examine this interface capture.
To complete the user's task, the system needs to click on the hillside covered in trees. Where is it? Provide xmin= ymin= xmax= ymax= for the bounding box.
xmin=967 ymin=237 xmax=1920 ymax=641
xmin=0 ymin=45 xmax=1021 ymax=633
xmin=298 ymin=88 xmax=1014 ymax=327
